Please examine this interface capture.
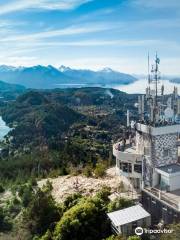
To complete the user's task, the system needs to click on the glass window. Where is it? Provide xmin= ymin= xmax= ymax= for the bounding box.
xmin=134 ymin=164 xmax=142 ymax=173
xmin=121 ymin=162 xmax=132 ymax=173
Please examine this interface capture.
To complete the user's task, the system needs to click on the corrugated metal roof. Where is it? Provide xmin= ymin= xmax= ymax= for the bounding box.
xmin=107 ymin=205 xmax=150 ymax=227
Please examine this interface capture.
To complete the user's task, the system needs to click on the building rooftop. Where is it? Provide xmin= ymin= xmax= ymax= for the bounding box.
xmin=114 ymin=140 xmax=137 ymax=154
xmin=107 ymin=205 xmax=150 ymax=227
xmin=157 ymin=164 xmax=180 ymax=174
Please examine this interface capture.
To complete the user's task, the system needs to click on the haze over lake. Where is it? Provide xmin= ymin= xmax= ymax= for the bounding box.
xmin=112 ymin=79 xmax=180 ymax=94
xmin=56 ymin=79 xmax=180 ymax=95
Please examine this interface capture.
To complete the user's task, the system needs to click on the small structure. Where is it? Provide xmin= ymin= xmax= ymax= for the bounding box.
xmin=107 ymin=205 xmax=151 ymax=235
xmin=155 ymin=164 xmax=180 ymax=191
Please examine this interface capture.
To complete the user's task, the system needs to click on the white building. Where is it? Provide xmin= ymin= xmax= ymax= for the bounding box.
xmin=107 ymin=205 xmax=151 ymax=235
xmin=113 ymin=54 xmax=180 ymax=224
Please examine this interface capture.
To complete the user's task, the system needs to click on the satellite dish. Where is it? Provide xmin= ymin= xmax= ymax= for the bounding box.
xmin=134 ymin=103 xmax=138 ymax=108
xmin=130 ymin=120 xmax=135 ymax=129
xmin=164 ymin=107 xmax=174 ymax=120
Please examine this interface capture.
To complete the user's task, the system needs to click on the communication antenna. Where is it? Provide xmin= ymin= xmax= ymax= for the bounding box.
xmin=177 ymin=99 xmax=180 ymax=115
xmin=155 ymin=52 xmax=160 ymax=106
xmin=148 ymin=52 xmax=151 ymax=85
xmin=161 ymin=84 xmax=164 ymax=96
xmin=127 ymin=109 xmax=130 ymax=127
xmin=138 ymin=95 xmax=145 ymax=120
xmin=142 ymin=95 xmax=145 ymax=120
xmin=138 ymin=96 xmax=142 ymax=115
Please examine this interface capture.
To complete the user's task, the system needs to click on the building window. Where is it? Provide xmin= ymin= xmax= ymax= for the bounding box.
xmin=120 ymin=162 xmax=132 ymax=173
xmin=134 ymin=164 xmax=142 ymax=173
xmin=163 ymin=149 xmax=171 ymax=157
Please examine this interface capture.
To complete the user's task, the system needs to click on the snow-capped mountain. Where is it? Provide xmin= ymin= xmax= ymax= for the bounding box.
xmin=0 ymin=65 xmax=137 ymax=89
xmin=58 ymin=66 xmax=136 ymax=85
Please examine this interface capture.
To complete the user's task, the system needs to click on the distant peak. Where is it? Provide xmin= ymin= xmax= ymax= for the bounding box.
xmin=0 ymin=65 xmax=17 ymax=72
xmin=59 ymin=65 xmax=71 ymax=72
xmin=47 ymin=65 xmax=56 ymax=69
xmin=101 ymin=67 xmax=113 ymax=73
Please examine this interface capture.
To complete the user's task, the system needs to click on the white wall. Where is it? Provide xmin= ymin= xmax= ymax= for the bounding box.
xmin=169 ymin=174 xmax=180 ymax=191
xmin=160 ymin=175 xmax=169 ymax=189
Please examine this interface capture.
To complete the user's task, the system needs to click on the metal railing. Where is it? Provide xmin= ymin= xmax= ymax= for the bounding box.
xmin=144 ymin=187 xmax=180 ymax=210
xmin=113 ymin=143 xmax=142 ymax=162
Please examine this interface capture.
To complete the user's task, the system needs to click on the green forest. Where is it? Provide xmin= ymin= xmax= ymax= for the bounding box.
xmin=0 ymin=88 xmax=137 ymax=185
xmin=0 ymin=87 xmax=179 ymax=240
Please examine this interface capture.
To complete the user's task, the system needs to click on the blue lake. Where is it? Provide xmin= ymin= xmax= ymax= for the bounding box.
xmin=0 ymin=116 xmax=11 ymax=140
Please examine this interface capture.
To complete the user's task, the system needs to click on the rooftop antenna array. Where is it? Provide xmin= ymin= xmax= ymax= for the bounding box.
xmin=145 ymin=53 xmax=180 ymax=125
xmin=138 ymin=95 xmax=145 ymax=120
xmin=145 ymin=53 xmax=163 ymax=124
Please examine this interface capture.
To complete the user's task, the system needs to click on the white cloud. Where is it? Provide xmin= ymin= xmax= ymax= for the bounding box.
xmin=0 ymin=23 xmax=113 ymax=42
xmin=131 ymin=0 xmax=180 ymax=8
xmin=0 ymin=55 xmax=38 ymax=66
xmin=36 ymin=0 xmax=93 ymax=10
xmin=0 ymin=0 xmax=92 ymax=15
xmin=17 ymin=39 xmax=166 ymax=47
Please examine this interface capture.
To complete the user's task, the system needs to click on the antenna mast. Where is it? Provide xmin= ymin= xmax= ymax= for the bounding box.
xmin=155 ymin=52 xmax=159 ymax=106
xmin=146 ymin=53 xmax=161 ymax=124
xmin=148 ymin=52 xmax=150 ymax=85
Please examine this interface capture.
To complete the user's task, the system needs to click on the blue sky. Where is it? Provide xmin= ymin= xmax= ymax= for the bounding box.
xmin=0 ymin=0 xmax=180 ymax=74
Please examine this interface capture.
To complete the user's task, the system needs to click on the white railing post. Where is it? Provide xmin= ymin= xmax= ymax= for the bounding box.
xmin=159 ymin=190 xmax=161 ymax=199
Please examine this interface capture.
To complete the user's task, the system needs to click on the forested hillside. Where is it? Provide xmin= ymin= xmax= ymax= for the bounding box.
xmin=0 ymin=87 xmax=137 ymax=184
xmin=0 ymin=87 xmax=139 ymax=240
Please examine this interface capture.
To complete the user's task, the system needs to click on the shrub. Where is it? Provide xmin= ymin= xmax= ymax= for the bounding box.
xmin=108 ymin=197 xmax=133 ymax=212
xmin=83 ymin=164 xmax=93 ymax=177
xmin=25 ymin=184 xmax=60 ymax=236
xmin=104 ymin=235 xmax=126 ymax=240
xmin=29 ymin=177 xmax=38 ymax=186
xmin=160 ymin=223 xmax=180 ymax=240
xmin=0 ymin=207 xmax=12 ymax=231
xmin=94 ymin=162 xmax=106 ymax=178
xmin=53 ymin=197 xmax=110 ymax=240
xmin=96 ymin=185 xmax=111 ymax=204
xmin=0 ymin=184 xmax=5 ymax=193
xmin=127 ymin=236 xmax=141 ymax=240
xmin=62 ymin=193 xmax=82 ymax=212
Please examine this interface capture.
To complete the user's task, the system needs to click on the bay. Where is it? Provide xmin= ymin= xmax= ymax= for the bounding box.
xmin=0 ymin=116 xmax=11 ymax=140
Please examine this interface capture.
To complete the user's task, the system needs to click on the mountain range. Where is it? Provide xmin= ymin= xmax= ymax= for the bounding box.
xmin=169 ymin=77 xmax=180 ymax=83
xmin=0 ymin=65 xmax=137 ymax=89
